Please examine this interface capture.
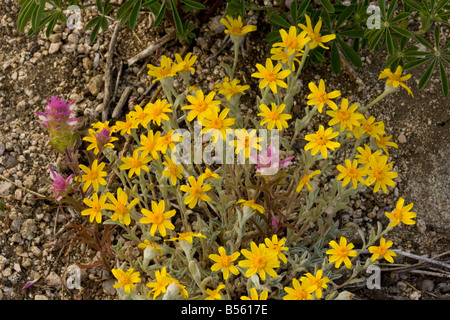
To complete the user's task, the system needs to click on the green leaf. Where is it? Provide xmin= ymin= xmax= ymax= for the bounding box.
xmin=100 ymin=16 xmax=109 ymax=30
xmin=290 ymin=0 xmax=298 ymax=24
xmin=32 ymin=0 xmax=45 ymax=31
xmin=311 ymin=48 xmax=326 ymax=63
xmin=319 ymin=0 xmax=335 ymax=13
xmin=368 ymin=28 xmax=384 ymax=51
xmin=403 ymin=56 xmax=432 ymax=70
xmin=181 ymin=0 xmax=205 ymax=10
xmin=385 ymin=29 xmax=394 ymax=56
xmin=418 ymin=59 xmax=436 ymax=90
xmin=154 ymin=0 xmax=167 ymax=27
xmin=390 ymin=25 xmax=414 ymax=38
xmin=338 ymin=29 xmax=364 ymax=38
xmin=335 ymin=4 xmax=355 ymax=30
xmin=415 ymin=34 xmax=434 ymax=50
xmin=377 ymin=0 xmax=386 ymax=19
xmin=45 ymin=13 xmax=58 ymax=37
xmin=439 ymin=60 xmax=449 ymax=96
xmin=390 ymin=12 xmax=411 ymax=24
xmin=116 ymin=0 xmax=135 ymax=20
xmin=403 ymin=0 xmax=423 ymax=11
xmin=129 ymin=0 xmax=142 ymax=29
xmin=85 ymin=16 xmax=101 ymax=31
xmin=90 ymin=20 xmax=102 ymax=43
xmin=331 ymin=42 xmax=341 ymax=74
xmin=169 ymin=0 xmax=183 ymax=36
xmin=321 ymin=9 xmax=332 ymax=31
xmin=18 ymin=0 xmax=37 ymax=32
xmin=434 ymin=25 xmax=440 ymax=50
xmin=269 ymin=13 xmax=291 ymax=29
xmin=337 ymin=38 xmax=362 ymax=67
xmin=297 ymin=0 xmax=310 ymax=19
xmin=387 ymin=0 xmax=398 ymax=20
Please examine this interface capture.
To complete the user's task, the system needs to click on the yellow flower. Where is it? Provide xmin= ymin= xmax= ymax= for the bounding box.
xmin=258 ymin=102 xmax=292 ymax=131
xmin=205 ymin=284 xmax=226 ymax=300
xmin=220 ymin=15 xmax=256 ymax=44
xmin=138 ymin=239 xmax=163 ymax=255
xmin=200 ymin=168 xmax=220 ymax=180
xmin=326 ymin=98 xmax=364 ymax=132
xmin=240 ymin=288 xmax=268 ymax=300
xmin=270 ymin=46 xmax=302 ymax=71
xmin=236 ymin=199 xmax=265 ymax=214
xmin=91 ymin=120 xmax=112 ymax=131
xmin=81 ymin=192 xmax=107 ymax=224
xmin=273 ymin=25 xmax=310 ymax=56
xmin=112 ymin=114 xmax=138 ymax=135
xmin=104 ymin=188 xmax=139 ymax=226
xmin=162 ymin=155 xmax=184 ymax=186
xmin=119 ymin=149 xmax=152 ymax=178
xmin=355 ymin=144 xmax=383 ymax=167
xmin=144 ymin=99 xmax=172 ymax=127
xmin=140 ymin=200 xmax=176 ymax=237
xmin=201 ymin=107 xmax=235 ymax=142
xmin=111 ymin=267 xmax=141 ymax=294
xmin=129 ymin=104 xmax=151 ymax=128
xmin=359 ymin=115 xmax=385 ymax=140
xmin=209 ymin=246 xmax=240 ymax=280
xmin=326 ymin=236 xmax=358 ymax=269
xmin=238 ymin=241 xmax=280 ymax=281
xmin=365 ymin=155 xmax=398 ymax=194
xmin=283 ymin=278 xmax=315 ymax=300
xmin=300 ymin=270 xmax=329 ymax=299
xmin=145 ymin=267 xmax=172 ymax=300
xmin=78 ymin=159 xmax=107 ymax=192
xmin=264 ymin=235 xmax=289 ymax=264
xmin=375 ymin=134 xmax=398 ymax=156
xmin=182 ymin=89 xmax=221 ymax=122
xmin=83 ymin=128 xmax=118 ymax=155
xmin=379 ymin=65 xmax=413 ymax=97
xmin=304 ymin=125 xmax=340 ymax=159
xmin=157 ymin=129 xmax=182 ymax=154
xmin=306 ymin=79 xmax=341 ymax=113
xmin=230 ymin=128 xmax=262 ymax=159
xmin=298 ymin=14 xmax=336 ymax=50
xmin=385 ymin=197 xmax=416 ymax=227
xmin=251 ymin=58 xmax=291 ymax=94
xmin=336 ymin=159 xmax=368 ymax=189
xmin=137 ymin=130 xmax=161 ymax=160
xmin=180 ymin=176 xmax=212 ymax=209
xmin=147 ymin=55 xmax=185 ymax=83
xmin=175 ymin=52 xmax=197 ymax=74
xmin=368 ymin=237 xmax=397 ymax=263
xmin=296 ymin=169 xmax=321 ymax=192
xmin=166 ymin=232 xmax=206 ymax=243
xmin=214 ymin=77 xmax=249 ymax=101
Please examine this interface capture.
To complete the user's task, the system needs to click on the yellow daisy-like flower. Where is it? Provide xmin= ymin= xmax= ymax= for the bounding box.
xmin=129 ymin=104 xmax=151 ymax=128
xmin=200 ymin=168 xmax=220 ymax=180
xmin=112 ymin=114 xmax=138 ymax=136
xmin=368 ymin=237 xmax=397 ymax=263
xmin=138 ymin=239 xmax=163 ymax=255
xmin=157 ymin=129 xmax=182 ymax=154
xmin=236 ymin=199 xmax=265 ymax=214
xmin=83 ymin=128 xmax=118 ymax=155
xmin=165 ymin=232 xmax=207 ymax=244
xmin=78 ymin=159 xmax=107 ymax=192
xmin=375 ymin=134 xmax=398 ymax=156
xmin=385 ymin=197 xmax=416 ymax=227
xmin=119 ymin=149 xmax=152 ymax=178
xmin=144 ymin=99 xmax=172 ymax=127
xmin=326 ymin=236 xmax=358 ymax=269
xmin=326 ymin=98 xmax=364 ymax=132
xmin=251 ymin=58 xmax=291 ymax=94
xmin=355 ymin=144 xmax=383 ymax=167
xmin=205 ymin=284 xmax=225 ymax=300
xmin=358 ymin=115 xmax=385 ymax=140
xmin=336 ymin=159 xmax=368 ymax=189
xmin=145 ymin=267 xmax=172 ymax=300
xmin=104 ymin=188 xmax=139 ymax=226
xmin=365 ymin=155 xmax=398 ymax=194
xmin=298 ymin=14 xmax=336 ymax=50
xmin=379 ymin=65 xmax=414 ymax=97
xmin=230 ymin=128 xmax=263 ymax=159
xmin=220 ymin=15 xmax=257 ymax=44
xmin=296 ymin=169 xmax=321 ymax=192
xmin=81 ymin=192 xmax=107 ymax=224
xmin=182 ymin=89 xmax=221 ymax=122
xmin=264 ymin=235 xmax=289 ymax=264
xmin=306 ymin=79 xmax=341 ymax=113
xmin=273 ymin=25 xmax=310 ymax=56
xmin=283 ymin=278 xmax=315 ymax=300
xmin=147 ymin=55 xmax=185 ymax=83
xmin=162 ymin=155 xmax=184 ymax=186
xmin=111 ymin=268 xmax=141 ymax=295
xmin=137 ymin=130 xmax=161 ymax=160
xmin=175 ymin=52 xmax=197 ymax=74
xmin=214 ymin=77 xmax=250 ymax=101
xmin=91 ymin=120 xmax=112 ymax=131
xmin=257 ymin=102 xmax=292 ymax=131
xmin=180 ymin=176 xmax=212 ymax=209
xmin=201 ymin=107 xmax=235 ymax=142
xmin=304 ymin=125 xmax=341 ymax=159
xmin=300 ymin=270 xmax=329 ymax=299
xmin=240 ymin=288 xmax=268 ymax=300
xmin=209 ymin=246 xmax=240 ymax=280
xmin=270 ymin=46 xmax=302 ymax=71
xmin=139 ymin=200 xmax=176 ymax=237
xmin=238 ymin=241 xmax=280 ymax=281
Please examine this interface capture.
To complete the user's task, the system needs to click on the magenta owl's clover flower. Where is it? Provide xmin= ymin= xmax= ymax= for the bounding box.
xmin=49 ymin=166 xmax=73 ymax=201
xmin=250 ymin=140 xmax=294 ymax=175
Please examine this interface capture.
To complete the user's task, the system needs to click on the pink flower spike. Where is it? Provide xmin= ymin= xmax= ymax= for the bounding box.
xmin=252 ymin=139 xmax=293 ymax=175
xmin=22 ymin=275 xmax=43 ymax=290
xmin=49 ymin=166 xmax=73 ymax=200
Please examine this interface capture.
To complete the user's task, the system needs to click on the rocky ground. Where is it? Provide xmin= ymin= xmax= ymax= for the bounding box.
xmin=0 ymin=0 xmax=449 ymax=300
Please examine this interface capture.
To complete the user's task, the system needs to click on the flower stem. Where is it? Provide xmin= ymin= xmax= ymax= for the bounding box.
xmin=230 ymin=42 xmax=240 ymax=80
xmin=359 ymin=90 xmax=389 ymax=114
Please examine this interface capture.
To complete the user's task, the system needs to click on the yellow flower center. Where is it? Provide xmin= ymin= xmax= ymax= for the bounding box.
xmin=316 ymin=92 xmax=328 ymax=103
xmin=265 ymin=72 xmax=278 ymax=82
xmin=116 ymin=202 xmax=128 ymax=217
xmin=336 ymin=246 xmax=349 ymax=258
xmin=87 ymin=170 xmax=99 ymax=181
xmin=268 ymin=111 xmax=281 ymax=121
xmin=312 ymin=32 xmax=322 ymax=43
xmin=195 ymin=101 xmax=207 ymax=113
xmin=220 ymin=256 xmax=232 ymax=267
xmin=253 ymin=255 xmax=266 ymax=269
xmin=295 ymin=289 xmax=308 ymax=300
xmin=337 ymin=110 xmax=350 ymax=121
xmin=363 ymin=123 xmax=374 ymax=133
xmin=118 ymin=274 xmax=132 ymax=286
xmin=153 ymin=212 xmax=164 ymax=225
xmin=373 ymin=169 xmax=385 ymax=181
xmin=347 ymin=168 xmax=358 ymax=178
xmin=231 ymin=26 xmax=243 ymax=35
xmin=191 ymin=185 xmax=203 ymax=198
xmin=131 ymin=158 xmax=142 ymax=169
xmin=210 ymin=118 xmax=223 ymax=129
xmin=92 ymin=203 xmax=101 ymax=213
xmin=315 ymin=134 xmax=328 ymax=146
xmin=376 ymin=246 xmax=387 ymax=256
xmin=152 ymin=107 xmax=163 ymax=117
xmin=244 ymin=136 xmax=251 ymax=148
xmin=392 ymin=209 xmax=403 ymax=221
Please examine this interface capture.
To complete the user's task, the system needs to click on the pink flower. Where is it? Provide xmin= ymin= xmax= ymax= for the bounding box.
xmin=49 ymin=166 xmax=73 ymax=201
xmin=250 ymin=140 xmax=294 ymax=175
xmin=36 ymin=96 xmax=78 ymax=131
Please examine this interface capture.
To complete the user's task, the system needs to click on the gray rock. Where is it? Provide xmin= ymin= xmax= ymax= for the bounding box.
xmin=88 ymin=75 xmax=103 ymax=96
xmin=102 ymin=279 xmax=117 ymax=296
xmin=48 ymin=42 xmax=62 ymax=54
xmin=4 ymin=156 xmax=18 ymax=169
xmin=48 ymin=33 xmax=62 ymax=43
xmin=0 ymin=182 xmax=12 ymax=195
xmin=45 ymin=271 xmax=62 ymax=287
xmin=422 ymin=279 xmax=434 ymax=292
xmin=20 ymin=218 xmax=36 ymax=240
xmin=67 ymin=33 xmax=79 ymax=44
xmin=0 ymin=142 xmax=5 ymax=155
